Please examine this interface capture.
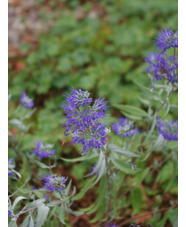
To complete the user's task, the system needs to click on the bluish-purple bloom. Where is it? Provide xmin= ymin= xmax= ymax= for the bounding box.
xmin=61 ymin=89 xmax=108 ymax=154
xmin=112 ymin=117 xmax=139 ymax=138
xmin=8 ymin=210 xmax=12 ymax=217
xmin=20 ymin=91 xmax=34 ymax=109
xmin=8 ymin=158 xmax=15 ymax=176
xmin=33 ymin=141 xmax=56 ymax=159
xmin=145 ymin=52 xmax=178 ymax=83
xmin=154 ymin=28 xmax=178 ymax=51
xmin=42 ymin=174 xmax=67 ymax=192
xmin=131 ymin=163 xmax=135 ymax=170
xmin=8 ymin=171 xmax=14 ymax=176
xmin=156 ymin=118 xmax=178 ymax=141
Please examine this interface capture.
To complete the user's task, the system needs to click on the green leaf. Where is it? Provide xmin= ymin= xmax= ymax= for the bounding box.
xmin=46 ymin=200 xmax=61 ymax=207
xmin=130 ymin=188 xmax=142 ymax=214
xmin=111 ymin=157 xmax=140 ymax=175
xmin=35 ymin=206 xmax=50 ymax=227
xmin=73 ymin=176 xmax=96 ymax=201
xmin=113 ymin=104 xmax=148 ymax=118
xmin=12 ymin=196 xmax=27 ymax=211
xmin=61 ymin=153 xmax=98 ymax=163
xmin=24 ymin=198 xmax=45 ymax=209
xmin=9 ymin=221 xmax=17 ymax=227
xmin=133 ymin=167 xmax=150 ymax=186
xmin=108 ymin=144 xmax=139 ymax=157
xmin=58 ymin=205 xmax=66 ymax=224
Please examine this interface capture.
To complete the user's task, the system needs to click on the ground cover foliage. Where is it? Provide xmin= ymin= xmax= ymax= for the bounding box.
xmin=8 ymin=0 xmax=178 ymax=226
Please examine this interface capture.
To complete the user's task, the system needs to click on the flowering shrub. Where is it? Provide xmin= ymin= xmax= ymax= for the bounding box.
xmin=8 ymin=28 xmax=178 ymax=227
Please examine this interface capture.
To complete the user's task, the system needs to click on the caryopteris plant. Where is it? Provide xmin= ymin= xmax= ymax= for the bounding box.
xmin=8 ymin=29 xmax=178 ymax=226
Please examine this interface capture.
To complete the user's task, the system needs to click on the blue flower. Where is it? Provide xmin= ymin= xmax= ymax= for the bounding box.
xmin=145 ymin=52 xmax=178 ymax=83
xmin=154 ymin=28 xmax=178 ymax=51
xmin=42 ymin=174 xmax=67 ymax=192
xmin=112 ymin=117 xmax=139 ymax=138
xmin=20 ymin=91 xmax=34 ymax=109
xmin=8 ymin=158 xmax=15 ymax=176
xmin=33 ymin=141 xmax=56 ymax=159
xmin=156 ymin=118 xmax=178 ymax=141
xmin=8 ymin=210 xmax=12 ymax=217
xmin=61 ymin=89 xmax=108 ymax=154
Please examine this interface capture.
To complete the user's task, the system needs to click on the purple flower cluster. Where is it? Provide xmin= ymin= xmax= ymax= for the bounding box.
xmin=156 ymin=118 xmax=178 ymax=141
xmin=146 ymin=28 xmax=178 ymax=84
xmin=112 ymin=117 xmax=139 ymax=138
xmin=61 ymin=89 xmax=108 ymax=154
xmin=42 ymin=174 xmax=67 ymax=192
xmin=20 ymin=91 xmax=34 ymax=109
xmin=154 ymin=28 xmax=178 ymax=51
xmin=33 ymin=141 xmax=56 ymax=159
xmin=8 ymin=158 xmax=15 ymax=176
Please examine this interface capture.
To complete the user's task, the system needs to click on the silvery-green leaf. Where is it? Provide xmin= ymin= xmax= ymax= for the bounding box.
xmin=9 ymin=119 xmax=28 ymax=131
xmin=29 ymin=216 xmax=34 ymax=227
xmin=69 ymin=210 xmax=84 ymax=216
xmin=86 ymin=151 xmax=104 ymax=176
xmin=34 ymin=160 xmax=49 ymax=169
xmin=23 ymin=108 xmax=36 ymax=119
xmin=121 ymin=111 xmax=142 ymax=120
xmin=61 ymin=153 xmax=98 ymax=163
xmin=64 ymin=179 xmax=72 ymax=196
xmin=111 ymin=157 xmax=140 ymax=175
xmin=13 ymin=170 xmax=21 ymax=179
xmin=69 ymin=186 xmax=76 ymax=199
xmin=25 ymin=198 xmax=45 ymax=209
xmin=9 ymin=221 xmax=17 ymax=227
xmin=138 ymin=98 xmax=150 ymax=106
xmin=58 ymin=205 xmax=66 ymax=224
xmin=20 ymin=215 xmax=30 ymax=227
xmin=73 ymin=176 xmax=96 ymax=201
xmin=88 ymin=157 xmax=106 ymax=189
xmin=152 ymin=134 xmax=165 ymax=150
xmin=113 ymin=104 xmax=148 ymax=118
xmin=46 ymin=200 xmax=61 ymax=207
xmin=146 ymin=113 xmax=157 ymax=140
xmin=163 ymin=102 xmax=170 ymax=118
xmin=35 ymin=206 xmax=49 ymax=227
xmin=108 ymin=144 xmax=139 ymax=157
xmin=12 ymin=196 xmax=27 ymax=211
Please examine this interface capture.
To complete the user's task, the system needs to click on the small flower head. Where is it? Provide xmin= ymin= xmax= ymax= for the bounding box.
xmin=8 ymin=210 xmax=12 ymax=217
xmin=42 ymin=174 xmax=67 ymax=192
xmin=8 ymin=158 xmax=15 ymax=176
xmin=61 ymin=89 xmax=109 ymax=154
xmin=33 ymin=141 xmax=56 ymax=159
xmin=154 ymin=28 xmax=178 ymax=51
xmin=156 ymin=118 xmax=178 ymax=141
xmin=131 ymin=163 xmax=135 ymax=170
xmin=20 ymin=91 xmax=34 ymax=109
xmin=112 ymin=117 xmax=139 ymax=138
